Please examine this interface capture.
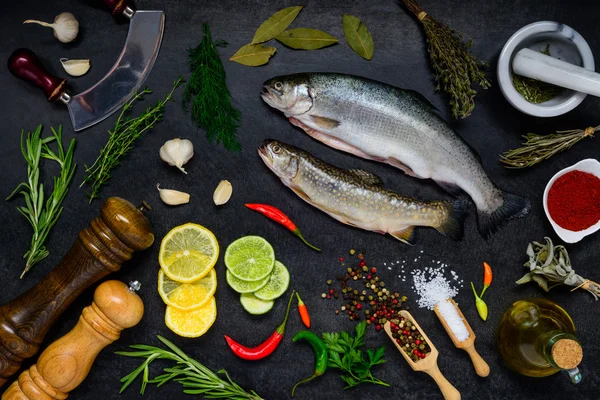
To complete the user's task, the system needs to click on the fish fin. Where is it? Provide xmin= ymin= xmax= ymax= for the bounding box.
xmin=348 ymin=169 xmax=384 ymax=186
xmin=434 ymin=180 xmax=466 ymax=197
xmin=477 ymin=191 xmax=531 ymax=239
xmin=310 ymin=115 xmax=341 ymax=130
xmin=388 ymin=158 xmax=425 ymax=179
xmin=390 ymin=227 xmax=416 ymax=245
xmin=290 ymin=185 xmax=313 ymax=203
xmin=405 ymin=89 xmax=439 ymax=111
xmin=434 ymin=200 xmax=470 ymax=240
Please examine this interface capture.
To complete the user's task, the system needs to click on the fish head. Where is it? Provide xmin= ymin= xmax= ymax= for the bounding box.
xmin=258 ymin=140 xmax=300 ymax=181
xmin=261 ymin=75 xmax=312 ymax=116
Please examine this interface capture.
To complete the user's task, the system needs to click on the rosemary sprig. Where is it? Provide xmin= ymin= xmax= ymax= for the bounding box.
xmin=183 ymin=23 xmax=242 ymax=151
xmin=7 ymin=125 xmax=76 ymax=278
xmin=81 ymin=78 xmax=183 ymax=201
xmin=500 ymin=125 xmax=598 ymax=169
xmin=400 ymin=0 xmax=491 ymax=119
xmin=117 ymin=336 xmax=263 ymax=400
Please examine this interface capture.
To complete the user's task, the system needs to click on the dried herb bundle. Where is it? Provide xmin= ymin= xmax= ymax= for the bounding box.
xmin=517 ymin=237 xmax=600 ymax=299
xmin=184 ymin=23 xmax=241 ymax=151
xmin=512 ymin=45 xmax=561 ymax=103
xmin=501 ymin=125 xmax=598 ymax=169
xmin=400 ymin=0 xmax=491 ymax=119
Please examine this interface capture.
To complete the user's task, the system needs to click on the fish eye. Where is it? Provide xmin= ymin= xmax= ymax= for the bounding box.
xmin=274 ymin=81 xmax=283 ymax=90
xmin=272 ymin=144 xmax=281 ymax=154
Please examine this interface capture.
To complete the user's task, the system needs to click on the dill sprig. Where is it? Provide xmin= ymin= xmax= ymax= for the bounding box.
xmin=500 ymin=125 xmax=598 ymax=169
xmin=117 ymin=335 xmax=263 ymax=399
xmin=7 ymin=125 xmax=76 ymax=278
xmin=400 ymin=0 xmax=491 ymax=119
xmin=183 ymin=23 xmax=242 ymax=151
xmin=81 ymin=78 xmax=183 ymax=202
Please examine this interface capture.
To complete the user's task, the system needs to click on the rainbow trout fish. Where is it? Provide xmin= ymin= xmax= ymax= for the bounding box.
xmin=259 ymin=140 xmax=469 ymax=244
xmin=261 ymin=73 xmax=530 ymax=238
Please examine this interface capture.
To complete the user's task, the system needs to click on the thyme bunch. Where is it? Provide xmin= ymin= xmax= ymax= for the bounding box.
xmin=7 ymin=125 xmax=76 ymax=278
xmin=400 ymin=0 xmax=491 ymax=119
xmin=501 ymin=125 xmax=598 ymax=169
xmin=81 ymin=78 xmax=183 ymax=201
xmin=117 ymin=336 xmax=263 ymax=399
xmin=183 ymin=23 xmax=242 ymax=151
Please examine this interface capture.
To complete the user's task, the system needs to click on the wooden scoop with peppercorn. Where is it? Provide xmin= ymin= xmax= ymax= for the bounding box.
xmin=384 ymin=311 xmax=460 ymax=400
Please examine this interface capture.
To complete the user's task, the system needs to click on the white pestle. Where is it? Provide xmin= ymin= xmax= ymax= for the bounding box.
xmin=512 ymin=48 xmax=600 ymax=97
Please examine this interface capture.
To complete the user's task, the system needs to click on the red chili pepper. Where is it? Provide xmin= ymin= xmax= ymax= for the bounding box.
xmin=245 ymin=204 xmax=320 ymax=251
xmin=224 ymin=290 xmax=295 ymax=360
xmin=480 ymin=262 xmax=493 ymax=297
xmin=296 ymin=292 xmax=311 ymax=328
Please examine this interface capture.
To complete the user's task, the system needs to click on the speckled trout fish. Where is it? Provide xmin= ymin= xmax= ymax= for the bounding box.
xmin=258 ymin=140 xmax=469 ymax=244
xmin=261 ymin=73 xmax=530 ymax=238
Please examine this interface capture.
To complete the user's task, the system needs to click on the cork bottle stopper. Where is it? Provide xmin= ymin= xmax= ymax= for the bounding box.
xmin=552 ymin=339 xmax=583 ymax=369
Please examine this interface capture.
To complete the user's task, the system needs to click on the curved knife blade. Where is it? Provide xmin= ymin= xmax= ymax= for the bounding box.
xmin=68 ymin=10 xmax=164 ymax=131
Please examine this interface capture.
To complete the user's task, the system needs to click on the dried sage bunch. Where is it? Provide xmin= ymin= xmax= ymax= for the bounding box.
xmin=516 ymin=237 xmax=600 ymax=299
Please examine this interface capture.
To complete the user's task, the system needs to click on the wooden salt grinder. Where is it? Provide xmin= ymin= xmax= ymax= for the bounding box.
xmin=0 ymin=198 xmax=154 ymax=387
xmin=2 ymin=280 xmax=144 ymax=400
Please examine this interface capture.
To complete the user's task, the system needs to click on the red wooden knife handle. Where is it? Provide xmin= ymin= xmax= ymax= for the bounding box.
xmin=7 ymin=48 xmax=67 ymax=102
xmin=103 ymin=0 xmax=136 ymax=17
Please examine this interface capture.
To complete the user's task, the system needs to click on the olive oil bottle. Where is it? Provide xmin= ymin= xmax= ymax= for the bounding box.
xmin=497 ymin=298 xmax=583 ymax=383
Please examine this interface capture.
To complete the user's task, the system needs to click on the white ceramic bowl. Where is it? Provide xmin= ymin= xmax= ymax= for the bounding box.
xmin=498 ymin=21 xmax=595 ymax=117
xmin=543 ymin=159 xmax=600 ymax=243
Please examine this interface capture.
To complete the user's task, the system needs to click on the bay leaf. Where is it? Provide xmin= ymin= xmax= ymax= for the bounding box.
xmin=229 ymin=43 xmax=276 ymax=66
xmin=275 ymin=28 xmax=338 ymax=50
xmin=251 ymin=6 xmax=304 ymax=44
xmin=342 ymin=14 xmax=374 ymax=60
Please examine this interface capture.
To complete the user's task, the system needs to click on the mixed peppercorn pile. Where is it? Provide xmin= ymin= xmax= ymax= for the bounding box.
xmin=390 ymin=316 xmax=431 ymax=361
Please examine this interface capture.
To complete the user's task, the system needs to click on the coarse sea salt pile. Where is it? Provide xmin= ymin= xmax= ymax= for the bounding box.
xmin=437 ymin=299 xmax=470 ymax=342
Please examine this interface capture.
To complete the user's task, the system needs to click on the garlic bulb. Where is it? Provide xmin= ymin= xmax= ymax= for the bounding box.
xmin=60 ymin=58 xmax=90 ymax=77
xmin=213 ymin=180 xmax=232 ymax=206
xmin=160 ymin=138 xmax=194 ymax=174
xmin=24 ymin=12 xmax=79 ymax=43
xmin=157 ymin=184 xmax=190 ymax=206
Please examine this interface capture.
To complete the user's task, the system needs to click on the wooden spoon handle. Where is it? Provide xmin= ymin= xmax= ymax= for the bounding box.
xmin=425 ymin=364 xmax=461 ymax=400
xmin=464 ymin=345 xmax=490 ymax=377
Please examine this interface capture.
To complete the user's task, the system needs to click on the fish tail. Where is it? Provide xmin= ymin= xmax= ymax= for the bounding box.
xmin=477 ymin=191 xmax=531 ymax=238
xmin=434 ymin=200 xmax=470 ymax=240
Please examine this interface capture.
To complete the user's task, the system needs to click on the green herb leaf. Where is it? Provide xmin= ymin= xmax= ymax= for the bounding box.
xmin=251 ymin=6 xmax=304 ymax=44
xmin=342 ymin=14 xmax=374 ymax=60
xmin=230 ymin=43 xmax=277 ymax=66
xmin=275 ymin=28 xmax=338 ymax=50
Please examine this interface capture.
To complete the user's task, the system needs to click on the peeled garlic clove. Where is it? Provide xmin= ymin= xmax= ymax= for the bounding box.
xmin=213 ymin=180 xmax=232 ymax=206
xmin=157 ymin=184 xmax=190 ymax=206
xmin=160 ymin=138 xmax=194 ymax=174
xmin=24 ymin=12 xmax=79 ymax=43
xmin=60 ymin=58 xmax=90 ymax=77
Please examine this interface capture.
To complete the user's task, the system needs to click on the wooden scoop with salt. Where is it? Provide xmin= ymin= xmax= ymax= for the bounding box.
xmin=434 ymin=298 xmax=490 ymax=377
xmin=384 ymin=311 xmax=460 ymax=400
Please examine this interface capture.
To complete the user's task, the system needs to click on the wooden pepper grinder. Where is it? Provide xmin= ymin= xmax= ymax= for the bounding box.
xmin=2 ymin=280 xmax=144 ymax=400
xmin=0 ymin=198 xmax=153 ymax=387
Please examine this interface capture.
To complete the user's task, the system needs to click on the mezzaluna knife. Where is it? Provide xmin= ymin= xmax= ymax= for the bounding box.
xmin=7 ymin=0 xmax=164 ymax=131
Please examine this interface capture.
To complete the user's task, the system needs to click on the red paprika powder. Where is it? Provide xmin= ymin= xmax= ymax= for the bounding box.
xmin=547 ymin=170 xmax=600 ymax=231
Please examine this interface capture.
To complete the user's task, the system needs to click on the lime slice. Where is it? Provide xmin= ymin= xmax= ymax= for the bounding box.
xmin=224 ymin=236 xmax=275 ymax=282
xmin=226 ymin=270 xmax=270 ymax=293
xmin=240 ymin=292 xmax=274 ymax=315
xmin=253 ymin=261 xmax=290 ymax=300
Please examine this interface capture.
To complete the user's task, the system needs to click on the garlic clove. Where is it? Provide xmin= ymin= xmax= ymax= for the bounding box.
xmin=213 ymin=180 xmax=232 ymax=206
xmin=160 ymin=138 xmax=194 ymax=174
xmin=60 ymin=58 xmax=90 ymax=77
xmin=24 ymin=12 xmax=79 ymax=43
xmin=157 ymin=184 xmax=190 ymax=206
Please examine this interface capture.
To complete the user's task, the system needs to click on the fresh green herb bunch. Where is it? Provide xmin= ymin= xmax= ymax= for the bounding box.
xmin=184 ymin=23 xmax=242 ymax=151
xmin=322 ymin=321 xmax=388 ymax=389
xmin=400 ymin=0 xmax=491 ymax=119
xmin=82 ymin=78 xmax=183 ymax=201
xmin=117 ymin=335 xmax=263 ymax=399
xmin=7 ymin=125 xmax=76 ymax=278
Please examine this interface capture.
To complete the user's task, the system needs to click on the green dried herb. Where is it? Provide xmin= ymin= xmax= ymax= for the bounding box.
xmin=516 ymin=237 xmax=600 ymax=299
xmin=343 ymin=14 xmax=374 ymax=60
xmin=275 ymin=28 xmax=338 ymax=50
xmin=251 ymin=6 xmax=303 ymax=44
xmin=230 ymin=43 xmax=277 ymax=66
xmin=7 ymin=125 xmax=76 ymax=278
xmin=512 ymin=45 xmax=561 ymax=103
xmin=399 ymin=0 xmax=491 ymax=119
xmin=500 ymin=125 xmax=598 ymax=169
xmin=185 ymin=23 xmax=241 ymax=151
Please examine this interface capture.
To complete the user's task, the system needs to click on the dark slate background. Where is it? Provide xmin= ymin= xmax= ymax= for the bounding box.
xmin=1 ymin=0 xmax=599 ymax=399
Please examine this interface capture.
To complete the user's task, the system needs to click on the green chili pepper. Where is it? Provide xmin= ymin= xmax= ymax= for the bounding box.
xmin=291 ymin=330 xmax=328 ymax=397
xmin=471 ymin=282 xmax=488 ymax=321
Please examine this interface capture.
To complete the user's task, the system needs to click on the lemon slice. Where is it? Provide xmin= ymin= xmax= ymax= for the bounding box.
xmin=165 ymin=297 xmax=217 ymax=338
xmin=159 ymin=223 xmax=219 ymax=283
xmin=158 ymin=269 xmax=217 ymax=311
xmin=224 ymin=236 xmax=275 ymax=282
